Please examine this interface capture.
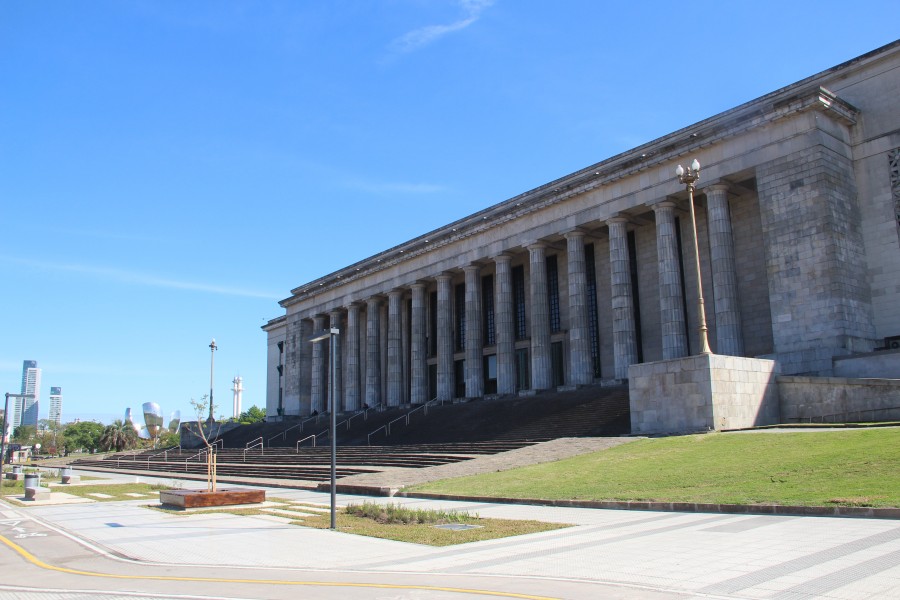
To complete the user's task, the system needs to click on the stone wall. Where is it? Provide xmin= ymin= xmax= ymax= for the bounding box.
xmin=833 ymin=349 xmax=900 ymax=379
xmin=629 ymin=354 xmax=779 ymax=435
xmin=778 ymin=375 xmax=900 ymax=422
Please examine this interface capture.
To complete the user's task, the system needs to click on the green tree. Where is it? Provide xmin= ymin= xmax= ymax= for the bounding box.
xmin=157 ymin=429 xmax=181 ymax=448
xmin=62 ymin=421 xmax=105 ymax=454
xmin=12 ymin=424 xmax=36 ymax=444
xmin=99 ymin=420 xmax=140 ymax=452
xmin=238 ymin=405 xmax=266 ymax=425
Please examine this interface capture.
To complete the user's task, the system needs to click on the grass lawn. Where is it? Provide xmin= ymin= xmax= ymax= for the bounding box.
xmin=408 ymin=428 xmax=900 ymax=508
xmin=160 ymin=501 xmax=569 ymax=546
xmin=1 ymin=478 xmax=166 ymax=501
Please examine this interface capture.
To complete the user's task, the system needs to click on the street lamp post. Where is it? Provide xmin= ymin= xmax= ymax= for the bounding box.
xmin=208 ymin=339 xmax=217 ymax=424
xmin=310 ymin=327 xmax=340 ymax=529
xmin=676 ymin=159 xmax=712 ymax=355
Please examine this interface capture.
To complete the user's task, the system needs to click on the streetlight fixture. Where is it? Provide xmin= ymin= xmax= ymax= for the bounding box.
xmin=208 ymin=339 xmax=217 ymax=424
xmin=1 ymin=393 xmax=34 ymax=476
xmin=676 ymin=159 xmax=712 ymax=354
xmin=310 ymin=326 xmax=340 ymax=529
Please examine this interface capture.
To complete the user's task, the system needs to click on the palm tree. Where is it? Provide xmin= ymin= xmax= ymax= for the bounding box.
xmin=99 ymin=420 xmax=139 ymax=452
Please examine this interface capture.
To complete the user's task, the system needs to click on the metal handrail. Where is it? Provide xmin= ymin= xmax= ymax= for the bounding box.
xmin=366 ymin=398 xmax=441 ymax=445
xmin=144 ymin=449 xmax=169 ymax=466
xmin=342 ymin=407 xmax=371 ymax=431
xmin=267 ymin=421 xmax=302 ymax=446
xmin=243 ymin=438 xmax=264 ymax=461
xmin=296 ymin=435 xmax=316 ymax=451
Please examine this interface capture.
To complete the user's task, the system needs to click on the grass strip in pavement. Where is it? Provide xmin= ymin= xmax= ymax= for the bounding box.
xmin=156 ymin=500 xmax=570 ymax=546
xmin=408 ymin=428 xmax=900 ymax=508
xmin=0 ymin=479 xmax=169 ymax=501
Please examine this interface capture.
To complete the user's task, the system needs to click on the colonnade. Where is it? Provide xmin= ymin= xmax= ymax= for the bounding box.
xmin=289 ymin=186 xmax=746 ymax=415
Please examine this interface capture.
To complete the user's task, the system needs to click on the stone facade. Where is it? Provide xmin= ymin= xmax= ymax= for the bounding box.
xmin=263 ymin=42 xmax=900 ymax=427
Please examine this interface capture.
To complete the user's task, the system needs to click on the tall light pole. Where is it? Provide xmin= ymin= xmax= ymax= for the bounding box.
xmin=676 ymin=159 xmax=712 ymax=354
xmin=310 ymin=326 xmax=340 ymax=529
xmin=208 ymin=339 xmax=217 ymax=424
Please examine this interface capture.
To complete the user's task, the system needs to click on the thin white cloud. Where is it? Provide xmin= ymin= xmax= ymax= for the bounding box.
xmin=0 ymin=256 xmax=281 ymax=300
xmin=389 ymin=0 xmax=495 ymax=55
xmin=343 ymin=180 xmax=447 ymax=195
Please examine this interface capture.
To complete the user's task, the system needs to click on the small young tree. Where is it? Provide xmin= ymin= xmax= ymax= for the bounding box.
xmin=189 ymin=395 xmax=221 ymax=492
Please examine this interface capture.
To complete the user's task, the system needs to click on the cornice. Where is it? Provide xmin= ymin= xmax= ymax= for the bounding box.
xmin=279 ymin=44 xmax=895 ymax=309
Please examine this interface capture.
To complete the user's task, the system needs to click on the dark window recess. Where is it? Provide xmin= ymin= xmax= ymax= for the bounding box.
xmin=428 ymin=364 xmax=437 ymax=400
xmin=429 ymin=291 xmax=438 ymax=357
xmin=454 ymin=359 xmax=466 ymax=398
xmin=513 ymin=265 xmax=527 ymax=340
xmin=483 ymin=354 xmax=497 ymax=394
xmin=551 ymin=341 xmax=565 ymax=387
xmin=455 ymin=283 xmax=466 ymax=352
xmin=627 ymin=230 xmax=644 ymax=363
xmin=515 ymin=348 xmax=530 ymax=391
xmin=482 ymin=274 xmax=495 ymax=346
xmin=547 ymin=255 xmax=561 ymax=332
xmin=585 ymin=243 xmax=602 ymax=378
xmin=674 ymin=216 xmax=691 ymax=354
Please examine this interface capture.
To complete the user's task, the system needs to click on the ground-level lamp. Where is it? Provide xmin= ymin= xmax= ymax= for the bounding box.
xmin=1 ymin=393 xmax=34 ymax=476
xmin=676 ymin=159 xmax=712 ymax=354
xmin=310 ymin=326 xmax=340 ymax=529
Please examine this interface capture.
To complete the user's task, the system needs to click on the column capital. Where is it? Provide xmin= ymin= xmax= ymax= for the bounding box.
xmin=651 ymin=199 xmax=678 ymax=212
xmin=435 ymin=272 xmax=454 ymax=283
xmin=563 ymin=227 xmax=587 ymax=241
xmin=526 ymin=241 xmax=548 ymax=253
xmin=409 ymin=281 xmax=428 ymax=290
xmin=606 ymin=214 xmax=631 ymax=226
xmin=702 ymin=182 xmax=731 ymax=195
xmin=462 ymin=263 xmax=482 ymax=274
xmin=493 ymin=252 xmax=514 ymax=265
xmin=387 ymin=288 xmax=404 ymax=299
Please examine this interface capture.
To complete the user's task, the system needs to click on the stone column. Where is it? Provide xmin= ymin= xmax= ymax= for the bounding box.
xmin=387 ymin=289 xmax=403 ymax=406
xmin=410 ymin=283 xmax=428 ymax=404
xmin=345 ymin=303 xmax=361 ymax=411
xmin=365 ymin=297 xmax=382 ymax=408
xmin=565 ymin=230 xmax=592 ymax=385
xmin=329 ymin=310 xmax=343 ymax=413
xmin=311 ymin=315 xmax=327 ymax=413
xmin=281 ymin=313 xmax=302 ymax=415
xmin=654 ymin=201 xmax=689 ymax=359
xmin=528 ymin=243 xmax=551 ymax=390
xmin=463 ymin=264 xmax=484 ymax=398
xmin=436 ymin=273 xmax=454 ymax=401
xmin=494 ymin=254 xmax=516 ymax=395
xmin=705 ymin=184 xmax=744 ymax=357
xmin=607 ymin=217 xmax=639 ymax=380
xmin=297 ymin=318 xmax=313 ymax=415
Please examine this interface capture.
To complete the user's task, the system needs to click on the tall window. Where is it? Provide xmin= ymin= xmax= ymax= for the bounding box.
xmin=585 ymin=243 xmax=601 ymax=377
xmin=512 ymin=265 xmax=527 ymax=340
xmin=482 ymin=274 xmax=495 ymax=346
xmin=627 ymin=230 xmax=644 ymax=363
xmin=455 ymin=283 xmax=466 ymax=352
xmin=428 ymin=291 xmax=438 ymax=357
xmin=547 ymin=254 xmax=560 ymax=332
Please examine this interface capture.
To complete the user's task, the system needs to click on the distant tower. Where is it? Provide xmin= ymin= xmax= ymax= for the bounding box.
xmin=48 ymin=387 xmax=63 ymax=426
xmin=232 ymin=376 xmax=243 ymax=419
xmin=14 ymin=360 xmax=41 ymax=428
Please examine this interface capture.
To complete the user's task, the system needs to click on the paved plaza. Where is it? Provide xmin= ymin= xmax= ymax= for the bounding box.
xmin=0 ymin=471 xmax=898 ymax=599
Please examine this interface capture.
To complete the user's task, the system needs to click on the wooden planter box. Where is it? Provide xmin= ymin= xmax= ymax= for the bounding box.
xmin=158 ymin=488 xmax=266 ymax=509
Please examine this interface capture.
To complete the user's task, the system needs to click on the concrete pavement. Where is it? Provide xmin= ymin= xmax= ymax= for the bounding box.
xmin=1 ymin=470 xmax=898 ymax=599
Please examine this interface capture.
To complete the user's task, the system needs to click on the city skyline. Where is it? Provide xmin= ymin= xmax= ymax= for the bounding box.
xmin=1 ymin=1 xmax=896 ymax=424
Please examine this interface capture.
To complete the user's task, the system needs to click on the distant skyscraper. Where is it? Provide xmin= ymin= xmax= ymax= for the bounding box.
xmin=232 ymin=376 xmax=243 ymax=419
xmin=48 ymin=387 xmax=63 ymax=426
xmin=14 ymin=360 xmax=40 ymax=429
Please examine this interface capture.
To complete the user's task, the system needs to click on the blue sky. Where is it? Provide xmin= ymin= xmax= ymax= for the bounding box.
xmin=1 ymin=1 xmax=896 ymax=426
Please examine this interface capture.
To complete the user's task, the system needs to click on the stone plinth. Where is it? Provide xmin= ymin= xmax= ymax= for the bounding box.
xmin=159 ymin=488 xmax=266 ymax=509
xmin=629 ymin=354 xmax=779 ymax=435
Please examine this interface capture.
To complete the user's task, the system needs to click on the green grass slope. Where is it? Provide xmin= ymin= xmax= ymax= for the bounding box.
xmin=409 ymin=428 xmax=900 ymax=507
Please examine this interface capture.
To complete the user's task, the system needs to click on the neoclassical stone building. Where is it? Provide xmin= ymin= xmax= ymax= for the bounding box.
xmin=264 ymin=41 xmax=900 ymax=431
